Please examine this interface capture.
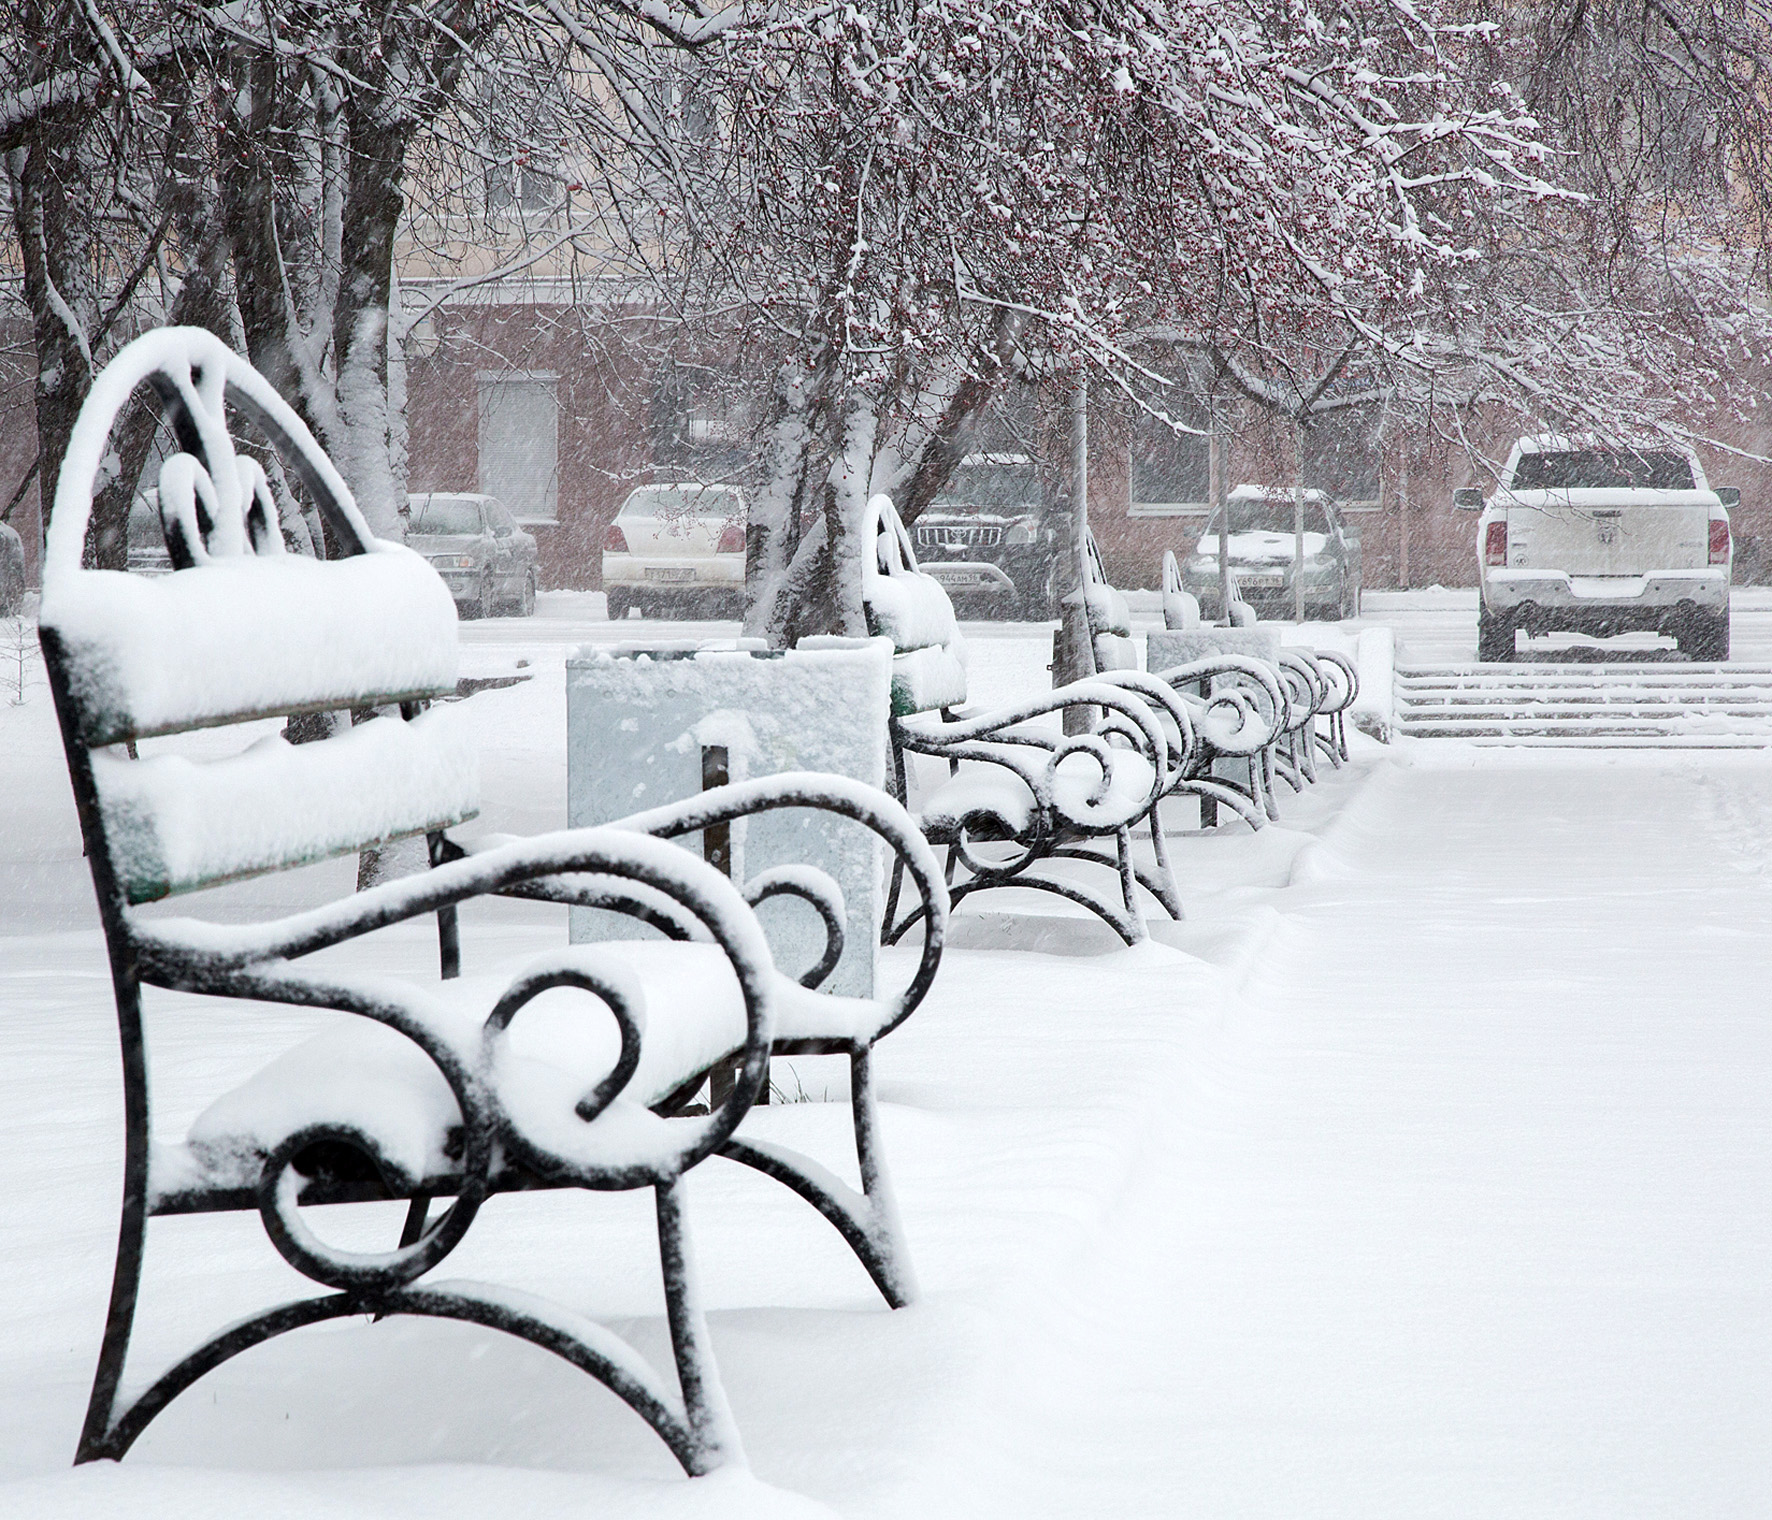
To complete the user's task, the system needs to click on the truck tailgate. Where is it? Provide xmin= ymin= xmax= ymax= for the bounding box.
xmin=1505 ymin=489 xmax=1711 ymax=575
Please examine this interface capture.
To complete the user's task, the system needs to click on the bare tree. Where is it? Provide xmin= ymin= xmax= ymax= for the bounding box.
xmin=622 ymin=0 xmax=1562 ymax=641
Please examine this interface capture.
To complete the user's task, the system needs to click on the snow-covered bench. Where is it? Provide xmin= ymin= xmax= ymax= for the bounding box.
xmin=1080 ymin=529 xmax=1139 ymax=674
xmin=1075 ymin=544 xmax=1279 ymax=829
xmin=1152 ymin=549 xmax=1357 ymax=809
xmin=866 ymin=495 xmax=1196 ymax=943
xmin=1267 ymin=645 xmax=1358 ymax=786
xmin=39 ymin=329 xmax=948 ymax=1476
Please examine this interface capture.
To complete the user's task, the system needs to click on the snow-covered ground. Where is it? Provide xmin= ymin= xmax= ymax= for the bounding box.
xmin=5 ymin=599 xmax=1772 ymax=1515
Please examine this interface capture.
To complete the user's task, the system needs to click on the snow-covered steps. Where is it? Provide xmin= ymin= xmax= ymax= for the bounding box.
xmin=1393 ymin=663 xmax=1772 ymax=745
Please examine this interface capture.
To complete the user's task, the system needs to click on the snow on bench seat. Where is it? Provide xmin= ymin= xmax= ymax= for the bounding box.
xmin=40 ymin=547 xmax=460 ymax=746
xmin=153 ymin=942 xmax=892 ymax=1207
xmin=919 ymin=747 xmax=1159 ymax=838
xmin=92 ymin=704 xmax=479 ymax=903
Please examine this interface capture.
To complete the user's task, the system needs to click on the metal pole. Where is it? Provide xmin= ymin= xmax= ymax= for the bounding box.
xmin=1071 ymin=377 xmax=1091 ymax=655
xmin=1210 ymin=409 xmax=1228 ymax=625
xmin=1059 ymin=378 xmax=1095 ymax=732
xmin=1293 ymin=420 xmax=1305 ymax=623
xmin=1398 ymin=450 xmax=1411 ymax=590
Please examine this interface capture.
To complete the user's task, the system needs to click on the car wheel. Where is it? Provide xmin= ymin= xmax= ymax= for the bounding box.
xmin=605 ymin=587 xmax=631 ymax=621
xmin=1477 ymin=607 xmax=1514 ymax=662
xmin=518 ymin=572 xmax=537 ymax=617
xmin=1681 ymin=609 xmax=1731 ymax=662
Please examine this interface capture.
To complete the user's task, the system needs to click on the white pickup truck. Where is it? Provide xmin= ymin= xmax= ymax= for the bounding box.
xmin=1459 ymin=435 xmax=1735 ymax=662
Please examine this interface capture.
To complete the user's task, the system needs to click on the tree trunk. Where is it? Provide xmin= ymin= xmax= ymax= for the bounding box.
xmin=790 ymin=391 xmax=876 ymax=639
xmin=11 ymin=117 xmax=98 ymax=562
xmin=744 ymin=357 xmax=824 ymax=645
xmin=327 ymin=90 xmax=414 ymax=541
xmin=889 ymin=312 xmax=1024 ymax=527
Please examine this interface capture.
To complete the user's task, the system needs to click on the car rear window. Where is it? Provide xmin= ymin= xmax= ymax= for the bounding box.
xmin=411 ymin=497 xmax=485 ymax=534
xmin=1509 ymin=450 xmax=1695 ymax=491
xmin=618 ymin=486 xmax=745 ymax=520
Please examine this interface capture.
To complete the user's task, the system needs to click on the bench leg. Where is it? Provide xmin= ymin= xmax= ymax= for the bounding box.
xmin=1144 ymin=807 xmax=1186 ymax=921
xmin=656 ymin=1180 xmax=744 ymax=1469
xmin=1114 ymin=829 xmax=1148 ymax=942
xmin=76 ymin=975 xmax=150 ymax=1464
xmin=849 ymin=1047 xmax=918 ymax=1304
xmin=718 ymin=1047 xmax=919 ymax=1309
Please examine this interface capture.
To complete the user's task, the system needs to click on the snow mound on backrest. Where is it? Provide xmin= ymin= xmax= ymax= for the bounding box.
xmin=42 ymin=548 xmax=459 ymax=745
xmin=860 ymin=493 xmax=971 ymax=714
xmin=92 ymin=703 xmax=478 ymax=902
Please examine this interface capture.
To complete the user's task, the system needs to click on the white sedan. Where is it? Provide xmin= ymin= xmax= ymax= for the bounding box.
xmin=602 ymin=483 xmax=746 ymax=619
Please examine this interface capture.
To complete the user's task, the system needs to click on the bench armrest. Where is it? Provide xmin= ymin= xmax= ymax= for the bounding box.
xmin=896 ymin=680 xmax=1170 ymax=830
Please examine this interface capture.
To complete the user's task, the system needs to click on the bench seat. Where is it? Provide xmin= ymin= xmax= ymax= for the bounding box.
xmin=151 ymin=940 xmax=891 ymax=1211
xmin=919 ymin=748 xmax=1160 ymax=840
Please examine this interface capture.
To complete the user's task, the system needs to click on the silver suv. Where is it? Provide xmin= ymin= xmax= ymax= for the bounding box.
xmin=408 ymin=493 xmax=539 ymax=619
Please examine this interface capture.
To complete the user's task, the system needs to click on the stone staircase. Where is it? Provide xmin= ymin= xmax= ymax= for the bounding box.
xmin=1394 ymin=662 xmax=1772 ymax=746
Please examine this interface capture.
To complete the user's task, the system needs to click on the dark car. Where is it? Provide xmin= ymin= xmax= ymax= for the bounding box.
xmin=407 ymin=492 xmax=539 ymax=618
xmin=911 ymin=453 xmax=1061 ymax=619
xmin=1178 ymin=485 xmax=1363 ymax=621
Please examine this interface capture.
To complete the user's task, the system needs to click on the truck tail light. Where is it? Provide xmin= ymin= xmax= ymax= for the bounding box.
xmin=1710 ymin=517 xmax=1731 ymax=565
xmin=717 ymin=523 xmax=745 ymax=554
xmin=603 ymin=523 xmax=627 ymax=552
xmin=1483 ymin=520 xmax=1508 ymax=567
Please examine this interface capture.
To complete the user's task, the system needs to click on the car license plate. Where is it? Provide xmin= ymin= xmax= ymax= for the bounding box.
xmin=644 ymin=567 xmax=697 ymax=582
xmin=1239 ymin=574 xmax=1285 ymax=589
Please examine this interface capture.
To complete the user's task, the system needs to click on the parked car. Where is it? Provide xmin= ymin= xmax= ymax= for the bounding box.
xmin=1178 ymin=485 xmax=1362 ymax=621
xmin=407 ymin=492 xmax=538 ymax=618
xmin=910 ymin=453 xmax=1062 ymax=619
xmin=602 ymin=482 xmax=746 ymax=619
xmin=0 ymin=521 xmax=23 ymax=615
xmin=1459 ymin=435 xmax=1732 ymax=661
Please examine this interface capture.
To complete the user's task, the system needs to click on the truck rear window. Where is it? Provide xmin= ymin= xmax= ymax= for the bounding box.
xmin=1509 ymin=450 xmax=1695 ymax=491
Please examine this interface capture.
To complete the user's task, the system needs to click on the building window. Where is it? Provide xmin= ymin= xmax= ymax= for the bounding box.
xmin=1300 ymin=409 xmax=1381 ymax=509
xmin=486 ymin=160 xmax=564 ymax=219
xmin=1128 ymin=413 xmax=1210 ymax=517
xmin=478 ymin=371 xmax=559 ymax=524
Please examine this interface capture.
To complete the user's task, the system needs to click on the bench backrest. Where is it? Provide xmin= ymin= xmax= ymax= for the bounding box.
xmin=1080 ymin=530 xmax=1137 ymax=672
xmin=1159 ymin=549 xmax=1201 ymax=630
xmin=862 ymin=493 xmax=970 ymax=716
xmin=39 ymin=328 xmax=477 ymax=905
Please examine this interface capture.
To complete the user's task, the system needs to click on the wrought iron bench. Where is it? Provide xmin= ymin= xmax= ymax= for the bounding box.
xmin=1154 ymin=549 xmax=1358 ymax=806
xmin=864 ymin=495 xmax=1203 ymax=944
xmin=39 ymin=329 xmax=947 ymax=1476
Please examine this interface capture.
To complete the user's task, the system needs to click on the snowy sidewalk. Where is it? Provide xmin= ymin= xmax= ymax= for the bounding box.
xmin=6 ymin=638 xmax=1772 ymax=1513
